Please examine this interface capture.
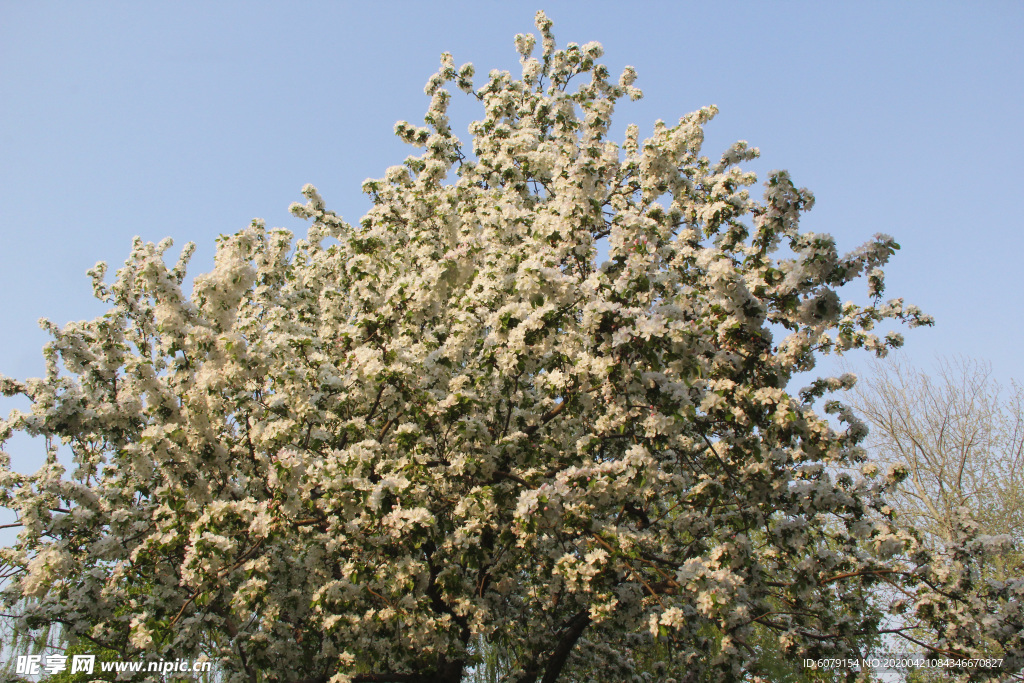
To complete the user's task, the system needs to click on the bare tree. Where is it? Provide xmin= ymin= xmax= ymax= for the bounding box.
xmin=851 ymin=356 xmax=1024 ymax=558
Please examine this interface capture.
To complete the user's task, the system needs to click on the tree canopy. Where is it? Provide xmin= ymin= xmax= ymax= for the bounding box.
xmin=2 ymin=12 xmax=1020 ymax=683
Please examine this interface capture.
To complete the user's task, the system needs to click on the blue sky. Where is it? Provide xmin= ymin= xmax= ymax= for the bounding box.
xmin=1 ymin=1 xmax=1023 ymax=458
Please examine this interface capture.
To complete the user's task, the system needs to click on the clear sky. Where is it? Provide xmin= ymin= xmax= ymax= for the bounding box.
xmin=2 ymin=1 xmax=1023 ymax=456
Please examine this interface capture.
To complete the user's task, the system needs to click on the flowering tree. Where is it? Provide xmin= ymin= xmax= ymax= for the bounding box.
xmin=2 ymin=12 xmax=1021 ymax=683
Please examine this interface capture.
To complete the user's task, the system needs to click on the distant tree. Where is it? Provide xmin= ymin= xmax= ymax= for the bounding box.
xmin=850 ymin=356 xmax=1024 ymax=568
xmin=1 ymin=11 xmax=1020 ymax=683
xmin=1 ymin=597 xmax=53 ymax=682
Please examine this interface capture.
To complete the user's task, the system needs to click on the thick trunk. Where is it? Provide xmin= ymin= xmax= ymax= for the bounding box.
xmin=540 ymin=611 xmax=590 ymax=683
xmin=292 ymin=663 xmax=465 ymax=683
xmin=513 ymin=609 xmax=592 ymax=683
xmin=351 ymin=669 xmax=464 ymax=683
